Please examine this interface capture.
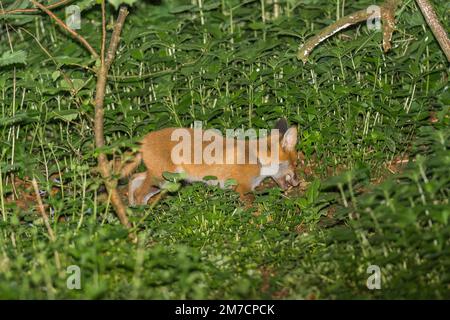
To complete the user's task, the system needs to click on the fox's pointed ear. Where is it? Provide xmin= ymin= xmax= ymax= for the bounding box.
xmin=281 ymin=126 xmax=297 ymax=151
xmin=274 ymin=118 xmax=288 ymax=135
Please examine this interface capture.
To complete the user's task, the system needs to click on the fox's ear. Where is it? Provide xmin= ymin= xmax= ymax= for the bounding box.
xmin=281 ymin=126 xmax=297 ymax=151
xmin=274 ymin=118 xmax=288 ymax=135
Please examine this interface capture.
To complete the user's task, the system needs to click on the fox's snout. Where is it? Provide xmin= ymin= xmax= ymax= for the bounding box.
xmin=275 ymin=170 xmax=300 ymax=190
xmin=287 ymin=172 xmax=300 ymax=188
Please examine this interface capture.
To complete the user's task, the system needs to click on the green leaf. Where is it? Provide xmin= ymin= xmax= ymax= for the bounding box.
xmin=0 ymin=111 xmax=40 ymax=127
xmin=306 ymin=179 xmax=321 ymax=204
xmin=130 ymin=49 xmax=145 ymax=61
xmin=249 ymin=22 xmax=266 ymax=30
xmin=49 ymin=110 xmax=79 ymax=122
xmin=78 ymin=0 xmax=97 ymax=11
xmin=108 ymin=0 xmax=138 ymax=10
xmin=58 ymin=78 xmax=85 ymax=91
xmin=162 ymin=181 xmax=182 ymax=193
xmin=224 ymin=178 xmax=238 ymax=188
xmin=169 ymin=5 xmax=196 ymax=14
xmin=203 ymin=175 xmax=218 ymax=181
xmin=51 ymin=71 xmax=61 ymax=82
xmin=162 ymin=171 xmax=188 ymax=182
xmin=7 ymin=0 xmax=29 ymax=10
xmin=0 ymin=50 xmax=27 ymax=67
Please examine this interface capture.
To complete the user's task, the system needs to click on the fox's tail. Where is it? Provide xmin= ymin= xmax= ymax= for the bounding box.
xmin=119 ymin=152 xmax=143 ymax=178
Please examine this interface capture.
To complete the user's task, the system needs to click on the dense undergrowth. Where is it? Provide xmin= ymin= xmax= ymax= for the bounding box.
xmin=0 ymin=0 xmax=448 ymax=299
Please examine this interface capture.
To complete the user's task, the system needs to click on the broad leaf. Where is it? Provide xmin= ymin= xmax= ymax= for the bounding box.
xmin=108 ymin=0 xmax=138 ymax=10
xmin=0 ymin=50 xmax=27 ymax=67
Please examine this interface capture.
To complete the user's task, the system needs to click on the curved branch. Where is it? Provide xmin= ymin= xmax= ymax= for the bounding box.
xmin=297 ymin=9 xmax=370 ymax=63
xmin=297 ymin=0 xmax=401 ymax=63
xmin=0 ymin=0 xmax=73 ymax=15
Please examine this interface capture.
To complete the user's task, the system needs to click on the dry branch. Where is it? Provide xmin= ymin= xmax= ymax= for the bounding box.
xmin=94 ymin=5 xmax=131 ymax=230
xmin=415 ymin=0 xmax=450 ymax=62
xmin=20 ymin=2 xmax=131 ymax=230
xmin=297 ymin=0 xmax=401 ymax=63
xmin=32 ymin=177 xmax=56 ymax=242
xmin=32 ymin=177 xmax=61 ymax=269
xmin=0 ymin=0 xmax=72 ymax=15
xmin=380 ymin=0 xmax=399 ymax=52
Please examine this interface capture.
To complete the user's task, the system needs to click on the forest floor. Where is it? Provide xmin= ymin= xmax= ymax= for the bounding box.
xmin=0 ymin=0 xmax=448 ymax=299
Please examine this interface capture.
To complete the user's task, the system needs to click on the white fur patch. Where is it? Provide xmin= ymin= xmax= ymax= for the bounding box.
xmin=260 ymin=163 xmax=280 ymax=176
xmin=142 ymin=189 xmax=161 ymax=204
xmin=251 ymin=175 xmax=267 ymax=190
xmin=129 ymin=174 xmax=146 ymax=206
xmin=251 ymin=161 xmax=289 ymax=190
xmin=252 ymin=161 xmax=289 ymax=190
xmin=273 ymin=161 xmax=289 ymax=179
xmin=129 ymin=174 xmax=161 ymax=205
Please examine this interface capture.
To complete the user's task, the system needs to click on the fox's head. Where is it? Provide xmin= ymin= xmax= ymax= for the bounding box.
xmin=258 ymin=118 xmax=300 ymax=190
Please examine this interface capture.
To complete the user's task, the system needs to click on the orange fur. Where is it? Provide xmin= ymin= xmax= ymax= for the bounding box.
xmin=122 ymin=120 xmax=299 ymax=205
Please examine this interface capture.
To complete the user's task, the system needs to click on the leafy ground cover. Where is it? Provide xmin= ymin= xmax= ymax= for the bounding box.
xmin=0 ymin=0 xmax=448 ymax=299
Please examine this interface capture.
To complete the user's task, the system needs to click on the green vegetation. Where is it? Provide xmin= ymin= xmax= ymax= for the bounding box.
xmin=0 ymin=0 xmax=448 ymax=299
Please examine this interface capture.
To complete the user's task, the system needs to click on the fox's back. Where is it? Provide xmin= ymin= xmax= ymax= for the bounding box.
xmin=139 ymin=127 xmax=260 ymax=184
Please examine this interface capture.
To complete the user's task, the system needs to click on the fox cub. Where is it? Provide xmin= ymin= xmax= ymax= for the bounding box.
xmin=120 ymin=118 xmax=300 ymax=205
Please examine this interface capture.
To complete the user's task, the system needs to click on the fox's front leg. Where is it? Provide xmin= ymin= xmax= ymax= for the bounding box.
xmin=129 ymin=172 xmax=161 ymax=206
xmin=128 ymin=172 xmax=146 ymax=206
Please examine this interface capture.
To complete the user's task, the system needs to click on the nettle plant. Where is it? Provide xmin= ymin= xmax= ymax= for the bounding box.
xmin=1 ymin=0 xmax=139 ymax=234
xmin=0 ymin=0 xmax=448 ymax=237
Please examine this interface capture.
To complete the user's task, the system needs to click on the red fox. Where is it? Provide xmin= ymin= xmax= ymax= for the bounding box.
xmin=120 ymin=118 xmax=300 ymax=205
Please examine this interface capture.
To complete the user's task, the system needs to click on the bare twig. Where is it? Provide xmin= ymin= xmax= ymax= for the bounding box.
xmin=415 ymin=0 xmax=450 ymax=62
xmin=32 ymin=177 xmax=61 ymax=270
xmin=101 ymin=0 xmax=106 ymax=65
xmin=297 ymin=0 xmax=401 ymax=63
xmin=0 ymin=166 xmax=6 ymax=222
xmin=32 ymin=178 xmax=56 ymax=242
xmin=105 ymin=8 xmax=128 ymax=69
xmin=273 ymin=0 xmax=280 ymax=19
xmin=297 ymin=8 xmax=369 ymax=62
xmin=94 ymin=6 xmax=131 ymax=230
xmin=381 ymin=0 xmax=400 ymax=52
xmin=29 ymin=0 xmax=99 ymax=58
xmin=0 ymin=0 xmax=73 ymax=15
xmin=6 ymin=1 xmax=132 ymax=233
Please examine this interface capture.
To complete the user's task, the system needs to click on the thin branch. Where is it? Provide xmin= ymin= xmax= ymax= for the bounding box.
xmin=32 ymin=177 xmax=61 ymax=270
xmin=415 ymin=0 xmax=450 ymax=62
xmin=29 ymin=0 xmax=99 ymax=58
xmin=31 ymin=177 xmax=56 ymax=242
xmin=297 ymin=0 xmax=401 ymax=63
xmin=381 ymin=0 xmax=400 ymax=52
xmin=101 ymin=0 xmax=106 ymax=65
xmin=105 ymin=7 xmax=128 ymax=69
xmin=0 ymin=0 xmax=73 ymax=15
xmin=297 ymin=9 xmax=370 ymax=63
xmin=94 ymin=6 xmax=131 ymax=230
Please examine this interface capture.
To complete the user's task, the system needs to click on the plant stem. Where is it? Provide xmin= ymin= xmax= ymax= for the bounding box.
xmin=415 ymin=0 xmax=450 ymax=62
xmin=94 ymin=6 xmax=131 ymax=230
